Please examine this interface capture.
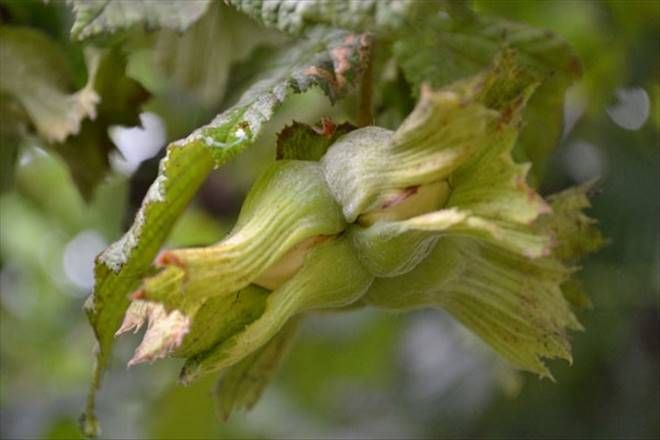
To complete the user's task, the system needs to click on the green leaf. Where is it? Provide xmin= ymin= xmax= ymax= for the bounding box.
xmin=69 ymin=0 xmax=211 ymax=41
xmin=176 ymin=27 xmax=370 ymax=165
xmin=393 ymin=13 xmax=582 ymax=180
xmin=82 ymin=141 xmax=215 ymax=437
xmin=215 ymin=317 xmax=300 ymax=420
xmin=226 ymin=0 xmax=444 ymax=35
xmin=394 ymin=14 xmax=581 ymax=89
xmin=82 ymin=27 xmax=371 ymax=436
xmin=276 ymin=119 xmax=355 ymax=161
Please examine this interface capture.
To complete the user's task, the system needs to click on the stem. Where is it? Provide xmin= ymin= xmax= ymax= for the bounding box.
xmin=357 ymin=38 xmax=374 ymax=127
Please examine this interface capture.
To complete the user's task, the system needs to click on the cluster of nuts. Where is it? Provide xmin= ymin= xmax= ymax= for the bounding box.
xmin=117 ymin=55 xmax=598 ymax=392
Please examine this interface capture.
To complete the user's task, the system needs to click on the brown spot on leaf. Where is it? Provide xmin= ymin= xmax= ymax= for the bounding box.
xmin=330 ymin=45 xmax=352 ymax=89
xmin=304 ymin=66 xmax=338 ymax=88
xmin=304 ymin=32 xmax=371 ymax=95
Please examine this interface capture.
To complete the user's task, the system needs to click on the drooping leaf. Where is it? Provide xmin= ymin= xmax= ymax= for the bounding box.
xmin=69 ymin=0 xmax=211 ymax=41
xmin=226 ymin=0 xmax=444 ymax=35
xmin=0 ymin=26 xmax=99 ymax=144
xmin=81 ymin=141 xmax=214 ymax=437
xmin=215 ymin=317 xmax=300 ymax=420
xmin=82 ymin=27 xmax=371 ymax=436
xmin=53 ymin=46 xmax=149 ymax=200
xmin=393 ymin=13 xmax=582 ymax=180
xmin=146 ymin=0 xmax=285 ymax=108
xmin=176 ymin=27 xmax=370 ymax=165
xmin=276 ymin=119 xmax=355 ymax=161
xmin=0 ymin=26 xmax=148 ymax=200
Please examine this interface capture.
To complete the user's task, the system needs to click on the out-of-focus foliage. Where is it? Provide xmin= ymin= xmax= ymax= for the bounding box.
xmin=392 ymin=9 xmax=581 ymax=181
xmin=130 ymin=1 xmax=284 ymax=109
xmin=226 ymin=0 xmax=441 ymax=35
xmin=0 ymin=29 xmax=148 ymax=199
xmin=0 ymin=27 xmax=99 ymax=144
xmin=0 ymin=0 xmax=658 ymax=439
xmin=69 ymin=0 xmax=211 ymax=41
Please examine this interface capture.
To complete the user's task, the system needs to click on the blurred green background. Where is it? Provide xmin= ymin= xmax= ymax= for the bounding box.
xmin=1 ymin=1 xmax=658 ymax=438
